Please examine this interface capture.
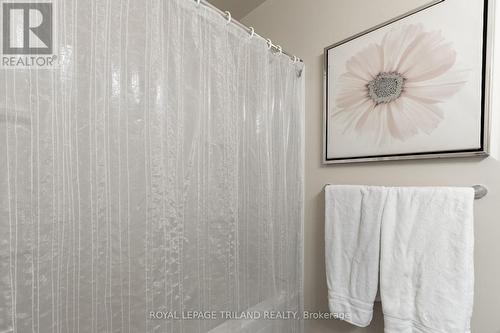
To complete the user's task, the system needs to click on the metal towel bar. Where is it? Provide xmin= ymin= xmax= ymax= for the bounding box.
xmin=323 ymin=184 xmax=488 ymax=200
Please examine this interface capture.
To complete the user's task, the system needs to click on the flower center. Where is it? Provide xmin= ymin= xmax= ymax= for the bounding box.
xmin=367 ymin=72 xmax=405 ymax=105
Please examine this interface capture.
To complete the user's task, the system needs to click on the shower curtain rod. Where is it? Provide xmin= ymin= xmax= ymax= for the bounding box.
xmin=193 ymin=0 xmax=303 ymax=63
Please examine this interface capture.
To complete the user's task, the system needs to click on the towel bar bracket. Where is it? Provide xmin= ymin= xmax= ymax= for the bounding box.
xmin=472 ymin=185 xmax=487 ymax=200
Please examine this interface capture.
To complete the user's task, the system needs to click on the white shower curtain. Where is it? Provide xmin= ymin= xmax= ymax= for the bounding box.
xmin=0 ymin=0 xmax=304 ymax=332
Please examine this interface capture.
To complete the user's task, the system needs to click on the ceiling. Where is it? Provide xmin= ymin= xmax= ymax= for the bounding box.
xmin=208 ymin=0 xmax=266 ymax=20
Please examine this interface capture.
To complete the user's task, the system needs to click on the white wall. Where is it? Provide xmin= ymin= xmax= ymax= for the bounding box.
xmin=243 ymin=1 xmax=500 ymax=332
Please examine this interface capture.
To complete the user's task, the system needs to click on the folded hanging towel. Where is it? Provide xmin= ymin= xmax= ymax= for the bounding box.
xmin=325 ymin=185 xmax=475 ymax=333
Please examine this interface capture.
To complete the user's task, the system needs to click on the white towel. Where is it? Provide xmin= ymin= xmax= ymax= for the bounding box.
xmin=325 ymin=185 xmax=474 ymax=333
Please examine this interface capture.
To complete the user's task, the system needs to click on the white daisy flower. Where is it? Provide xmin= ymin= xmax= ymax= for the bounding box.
xmin=332 ymin=23 xmax=467 ymax=144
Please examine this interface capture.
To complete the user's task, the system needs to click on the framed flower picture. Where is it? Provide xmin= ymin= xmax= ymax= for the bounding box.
xmin=323 ymin=0 xmax=494 ymax=164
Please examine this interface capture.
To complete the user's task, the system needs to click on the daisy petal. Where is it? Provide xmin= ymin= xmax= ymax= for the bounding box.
xmin=355 ymin=103 xmax=384 ymax=134
xmin=397 ymin=30 xmax=457 ymax=82
xmin=399 ymin=96 xmax=444 ymax=134
xmin=382 ymin=24 xmax=423 ymax=72
xmin=386 ymin=100 xmax=419 ymax=141
xmin=336 ymin=91 xmax=369 ymax=109
xmin=335 ymin=72 xmax=369 ymax=108
xmin=345 ymin=43 xmax=384 ymax=81
xmin=332 ymin=97 xmax=373 ymax=129
xmin=404 ymin=78 xmax=466 ymax=104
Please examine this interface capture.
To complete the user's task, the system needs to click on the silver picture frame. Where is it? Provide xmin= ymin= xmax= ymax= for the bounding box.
xmin=323 ymin=0 xmax=494 ymax=164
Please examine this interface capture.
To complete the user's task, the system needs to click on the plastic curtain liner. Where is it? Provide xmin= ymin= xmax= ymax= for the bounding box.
xmin=0 ymin=0 xmax=305 ymax=332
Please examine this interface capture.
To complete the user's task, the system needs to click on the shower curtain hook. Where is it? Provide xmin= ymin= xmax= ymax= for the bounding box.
xmin=224 ymin=11 xmax=232 ymax=24
xmin=266 ymin=38 xmax=273 ymax=50
xmin=196 ymin=0 xmax=201 ymax=6
xmin=248 ymin=26 xmax=255 ymax=38
xmin=276 ymin=45 xmax=283 ymax=55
